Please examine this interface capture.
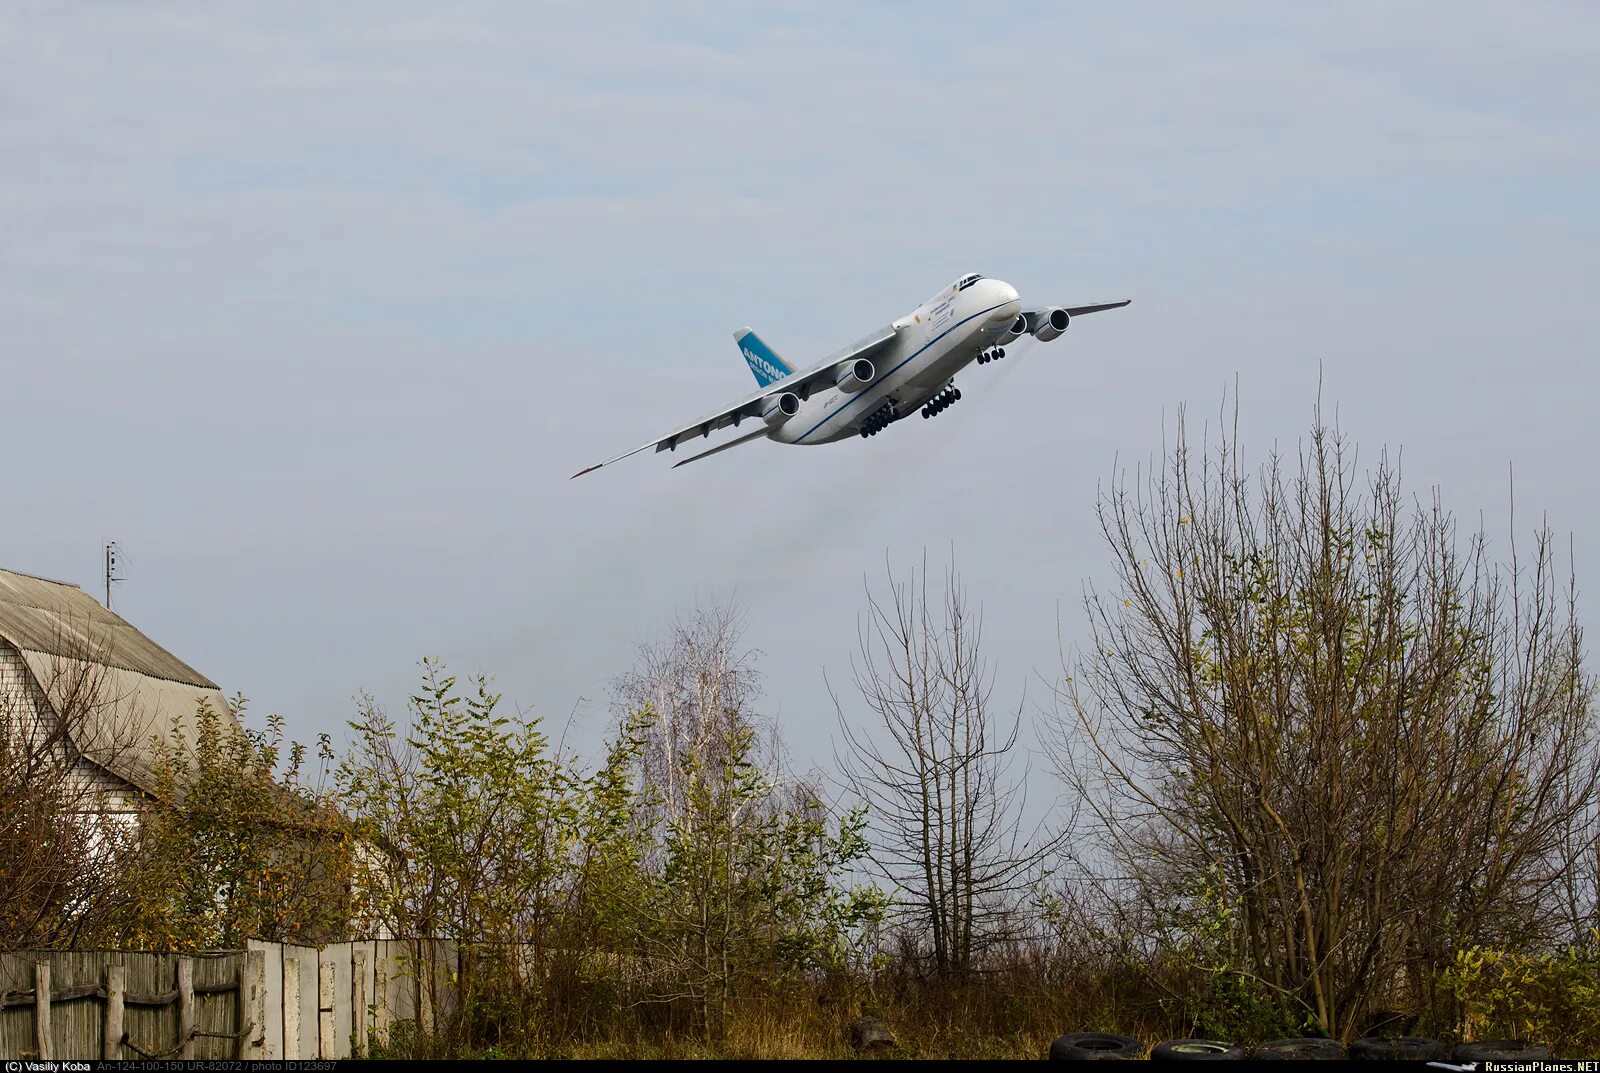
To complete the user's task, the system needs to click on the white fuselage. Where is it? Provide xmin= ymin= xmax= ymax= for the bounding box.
xmin=766 ymin=278 xmax=1023 ymax=445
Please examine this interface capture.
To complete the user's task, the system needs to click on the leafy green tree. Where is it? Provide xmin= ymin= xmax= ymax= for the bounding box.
xmin=338 ymin=659 xmax=580 ymax=1047
xmin=608 ymin=606 xmax=884 ymax=1040
xmin=113 ymin=698 xmax=352 ymax=948
xmin=634 ymin=711 xmax=881 ymax=1037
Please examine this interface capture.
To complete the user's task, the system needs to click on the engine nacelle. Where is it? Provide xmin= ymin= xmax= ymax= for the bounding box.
xmin=1032 ymin=307 xmax=1070 ymax=342
xmin=763 ymin=391 xmax=801 ymax=425
xmin=998 ymin=313 xmax=1028 ymax=345
xmin=833 ymin=357 xmax=876 ymax=394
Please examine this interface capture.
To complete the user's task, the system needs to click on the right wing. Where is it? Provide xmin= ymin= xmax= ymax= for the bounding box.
xmin=571 ymin=324 xmax=898 ymax=478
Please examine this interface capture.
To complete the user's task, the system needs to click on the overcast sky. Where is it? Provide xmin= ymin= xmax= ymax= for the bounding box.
xmin=4 ymin=2 xmax=1597 ymax=772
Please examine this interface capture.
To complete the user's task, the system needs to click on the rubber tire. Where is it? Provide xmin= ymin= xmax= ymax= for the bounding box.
xmin=1453 ymin=1040 xmax=1551 ymax=1062
xmin=1151 ymin=1039 xmax=1243 ymax=1061
xmin=1349 ymin=1036 xmax=1445 ymax=1061
xmin=1253 ymin=1038 xmax=1346 ymax=1060
xmin=1048 ymin=1032 xmax=1144 ymax=1061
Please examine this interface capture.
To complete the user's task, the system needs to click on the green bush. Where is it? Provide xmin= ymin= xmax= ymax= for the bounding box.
xmin=1442 ymin=935 xmax=1600 ymax=1056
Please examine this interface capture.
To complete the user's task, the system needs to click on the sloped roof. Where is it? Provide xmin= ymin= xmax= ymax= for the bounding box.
xmin=0 ymin=569 xmax=219 ymax=688
xmin=0 ymin=567 xmax=237 ymax=794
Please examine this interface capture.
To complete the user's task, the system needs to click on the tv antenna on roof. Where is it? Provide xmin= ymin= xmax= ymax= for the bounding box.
xmin=104 ymin=541 xmax=124 ymax=610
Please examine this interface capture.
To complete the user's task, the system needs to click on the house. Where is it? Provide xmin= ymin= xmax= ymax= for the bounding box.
xmin=0 ymin=566 xmax=240 ymax=815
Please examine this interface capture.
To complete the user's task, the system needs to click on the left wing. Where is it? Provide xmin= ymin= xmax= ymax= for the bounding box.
xmin=570 ymin=324 xmax=898 ymax=478
xmin=1041 ymin=299 xmax=1132 ymax=318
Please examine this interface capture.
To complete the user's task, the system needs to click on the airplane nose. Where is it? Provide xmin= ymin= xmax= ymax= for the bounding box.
xmin=984 ymin=279 xmax=1022 ymax=322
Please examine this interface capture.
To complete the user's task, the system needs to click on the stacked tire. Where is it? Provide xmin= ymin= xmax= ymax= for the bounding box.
xmin=1253 ymin=1038 xmax=1346 ymax=1060
xmin=1349 ymin=1037 xmax=1445 ymax=1060
xmin=1453 ymin=1040 xmax=1551 ymax=1062
xmin=1151 ymin=1039 xmax=1243 ymax=1060
xmin=1048 ymin=1033 xmax=1144 ymax=1061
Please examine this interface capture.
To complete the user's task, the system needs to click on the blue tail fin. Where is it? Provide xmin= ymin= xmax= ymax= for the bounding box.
xmin=734 ymin=327 xmax=794 ymax=387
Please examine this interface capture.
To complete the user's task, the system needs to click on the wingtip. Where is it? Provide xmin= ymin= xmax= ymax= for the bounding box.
xmin=570 ymin=465 xmax=598 ymax=480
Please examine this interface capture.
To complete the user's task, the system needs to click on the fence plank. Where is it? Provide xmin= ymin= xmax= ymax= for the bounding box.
xmin=352 ymin=946 xmax=369 ymax=1056
xmin=317 ymin=961 xmax=335 ymax=1058
xmin=103 ymin=964 xmax=125 ymax=1060
xmin=282 ymin=945 xmax=318 ymax=1060
xmin=237 ymin=951 xmax=262 ymax=1058
xmin=379 ymin=940 xmax=416 ymax=1027
xmin=282 ymin=958 xmax=301 ymax=1060
xmin=371 ymin=946 xmax=389 ymax=1049
xmin=122 ymin=953 xmax=173 ymax=1060
xmin=247 ymin=940 xmax=282 ymax=1059
xmin=33 ymin=962 xmax=51 ymax=1059
xmin=57 ymin=951 xmax=105 ymax=1058
xmin=438 ymin=940 xmax=460 ymax=1020
xmin=176 ymin=958 xmax=194 ymax=1060
xmin=0 ymin=955 xmax=25 ymax=1058
xmin=373 ymin=941 xmax=401 ymax=1049
xmin=318 ymin=942 xmax=353 ymax=1058
xmin=192 ymin=952 xmax=240 ymax=1060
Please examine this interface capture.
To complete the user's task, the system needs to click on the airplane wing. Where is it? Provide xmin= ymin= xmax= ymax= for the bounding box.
xmin=1057 ymin=300 xmax=1131 ymax=317
xmin=570 ymin=324 xmax=899 ymax=478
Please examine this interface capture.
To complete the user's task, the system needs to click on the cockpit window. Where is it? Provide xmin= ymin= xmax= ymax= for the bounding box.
xmin=956 ymin=273 xmax=984 ymax=291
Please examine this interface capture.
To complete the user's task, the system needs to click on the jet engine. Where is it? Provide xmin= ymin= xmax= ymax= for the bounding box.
xmin=1031 ymin=307 xmax=1070 ymax=342
xmin=998 ymin=314 xmax=1029 ymax=346
xmin=763 ymin=391 xmax=801 ymax=425
xmin=833 ymin=357 xmax=876 ymax=394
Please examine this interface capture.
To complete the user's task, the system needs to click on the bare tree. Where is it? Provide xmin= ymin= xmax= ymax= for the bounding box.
xmin=1048 ymin=405 xmax=1599 ymax=1039
xmin=0 ymin=627 xmax=142 ymax=948
xmin=834 ymin=556 xmax=1051 ymax=976
xmin=612 ymin=602 xmax=768 ymax=824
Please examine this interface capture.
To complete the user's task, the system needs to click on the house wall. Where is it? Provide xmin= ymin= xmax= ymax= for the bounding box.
xmin=0 ymin=638 xmax=145 ymax=816
xmin=0 ymin=639 xmax=51 ymax=752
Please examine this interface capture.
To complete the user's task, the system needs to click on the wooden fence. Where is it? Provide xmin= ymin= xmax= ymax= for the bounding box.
xmin=0 ymin=940 xmax=459 ymax=1060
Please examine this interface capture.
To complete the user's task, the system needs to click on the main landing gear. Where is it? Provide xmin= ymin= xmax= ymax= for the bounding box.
xmin=922 ymin=384 xmax=960 ymax=419
xmin=977 ymin=346 xmax=1006 ymax=365
xmin=859 ymin=398 xmax=900 ymax=437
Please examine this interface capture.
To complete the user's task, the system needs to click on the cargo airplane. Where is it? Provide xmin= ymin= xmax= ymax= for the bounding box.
xmin=571 ymin=274 xmax=1128 ymax=477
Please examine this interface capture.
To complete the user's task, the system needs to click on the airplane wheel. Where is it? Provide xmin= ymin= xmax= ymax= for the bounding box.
xmin=997 ymin=347 xmax=1005 ymax=359
xmin=954 ymin=390 xmax=962 ymax=400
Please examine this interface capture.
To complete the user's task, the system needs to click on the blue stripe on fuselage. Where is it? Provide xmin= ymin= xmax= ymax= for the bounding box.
xmin=794 ymin=300 xmax=1010 ymax=443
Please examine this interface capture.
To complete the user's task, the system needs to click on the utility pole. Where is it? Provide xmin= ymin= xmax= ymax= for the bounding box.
xmin=104 ymin=541 xmax=123 ymax=609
